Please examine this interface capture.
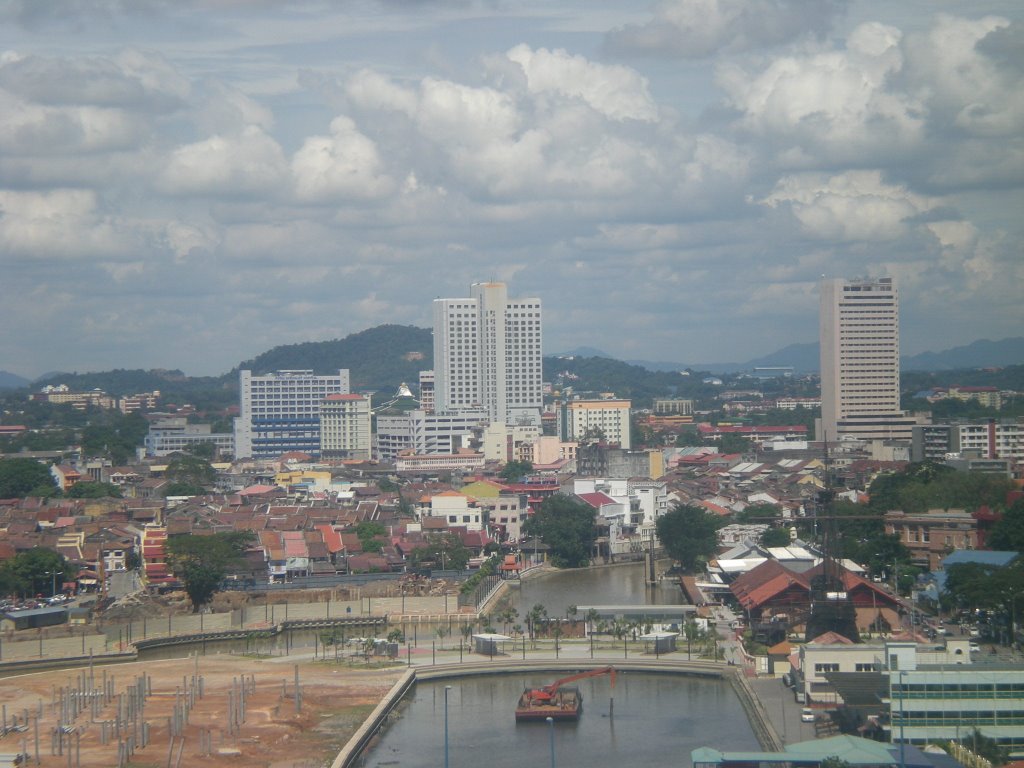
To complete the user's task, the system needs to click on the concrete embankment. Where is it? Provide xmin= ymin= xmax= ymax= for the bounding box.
xmin=330 ymin=657 xmax=782 ymax=768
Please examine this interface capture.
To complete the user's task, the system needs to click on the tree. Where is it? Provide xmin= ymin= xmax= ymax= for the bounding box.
xmin=354 ymin=521 xmax=387 ymax=553
xmin=499 ymin=460 xmax=533 ymax=482
xmin=0 ymin=548 xmax=75 ymax=598
xmin=964 ymin=728 xmax=1010 ymax=766
xmin=165 ymin=531 xmax=254 ymax=611
xmin=735 ymin=502 xmax=782 ymax=524
xmin=656 ymin=502 xmax=722 ymax=573
xmin=164 ymin=454 xmax=216 ymax=490
xmin=410 ymin=532 xmax=471 ymax=571
xmin=67 ymin=481 xmax=122 ymax=499
xmin=760 ymin=527 xmax=792 ymax=548
xmin=522 ymin=494 xmax=596 ymax=568
xmin=989 ymin=497 xmax=1024 ymax=552
xmin=0 ymin=458 xmax=56 ymax=498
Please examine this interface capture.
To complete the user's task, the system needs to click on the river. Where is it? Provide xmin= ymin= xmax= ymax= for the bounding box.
xmin=358 ymin=563 xmax=760 ymax=767
xmin=510 ymin=561 xmax=686 ymax=618
xmin=360 ymin=672 xmax=759 ymax=767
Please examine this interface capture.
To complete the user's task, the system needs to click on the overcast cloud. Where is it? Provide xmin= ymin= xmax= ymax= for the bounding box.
xmin=0 ymin=0 xmax=1022 ymax=377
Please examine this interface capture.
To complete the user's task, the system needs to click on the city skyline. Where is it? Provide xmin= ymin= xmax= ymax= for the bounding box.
xmin=1 ymin=1 xmax=1022 ymax=378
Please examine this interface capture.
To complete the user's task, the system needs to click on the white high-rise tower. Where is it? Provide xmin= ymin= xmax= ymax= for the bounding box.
xmin=818 ymin=277 xmax=915 ymax=443
xmin=432 ymin=282 xmax=542 ymax=424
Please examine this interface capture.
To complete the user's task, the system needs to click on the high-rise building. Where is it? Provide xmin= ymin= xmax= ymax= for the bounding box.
xmin=234 ymin=369 xmax=350 ymax=459
xmin=319 ymin=394 xmax=372 ymax=460
xmin=818 ymin=277 xmax=916 ymax=443
xmin=432 ymin=282 xmax=542 ymax=424
xmin=559 ymin=399 xmax=632 ymax=449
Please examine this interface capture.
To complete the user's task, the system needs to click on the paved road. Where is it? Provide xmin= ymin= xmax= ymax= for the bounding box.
xmin=747 ymin=676 xmax=819 ymax=745
xmin=108 ymin=570 xmax=142 ymax=599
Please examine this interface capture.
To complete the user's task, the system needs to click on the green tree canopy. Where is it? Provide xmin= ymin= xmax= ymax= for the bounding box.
xmin=410 ymin=532 xmax=471 ymax=571
xmin=0 ymin=458 xmax=57 ymax=498
xmin=656 ymin=502 xmax=722 ymax=573
xmin=989 ymin=497 xmax=1024 ymax=552
xmin=523 ymin=494 xmax=596 ymax=568
xmin=499 ymin=460 xmax=533 ymax=482
xmin=165 ymin=531 xmax=254 ymax=611
xmin=164 ymin=454 xmax=217 ymax=490
xmin=760 ymin=527 xmax=792 ymax=548
xmin=0 ymin=548 xmax=76 ymax=598
xmin=943 ymin=558 xmax=1024 ymax=621
xmin=353 ymin=521 xmax=388 ymax=553
xmin=67 ymin=481 xmax=122 ymax=499
xmin=866 ymin=462 xmax=1013 ymax=515
xmin=735 ymin=502 xmax=783 ymax=523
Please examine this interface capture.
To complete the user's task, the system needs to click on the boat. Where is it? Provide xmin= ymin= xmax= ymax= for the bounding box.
xmin=515 ymin=685 xmax=584 ymax=721
xmin=514 ymin=666 xmax=615 ymax=722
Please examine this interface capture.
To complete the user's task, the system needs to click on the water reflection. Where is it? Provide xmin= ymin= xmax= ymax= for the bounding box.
xmin=362 ymin=673 xmax=759 ymax=767
xmin=511 ymin=562 xmax=684 ymax=618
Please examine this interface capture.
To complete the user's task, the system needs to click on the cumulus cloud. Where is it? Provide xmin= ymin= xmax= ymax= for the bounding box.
xmin=0 ymin=188 xmax=128 ymax=258
xmin=760 ymin=170 xmax=938 ymax=242
xmin=290 ymin=116 xmax=394 ymax=201
xmin=904 ymin=14 xmax=1023 ymax=137
xmin=0 ymin=49 xmax=188 ymax=109
xmin=605 ymin=0 xmax=839 ymax=58
xmin=0 ymin=3 xmax=1022 ymax=377
xmin=159 ymin=125 xmax=288 ymax=196
xmin=718 ymin=21 xmax=924 ymax=165
xmin=505 ymin=44 xmax=658 ymax=122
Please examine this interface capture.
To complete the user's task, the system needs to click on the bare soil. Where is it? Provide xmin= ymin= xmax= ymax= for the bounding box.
xmin=0 ymin=653 xmax=406 ymax=768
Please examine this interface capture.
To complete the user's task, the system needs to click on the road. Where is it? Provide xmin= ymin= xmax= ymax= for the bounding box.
xmin=107 ymin=569 xmax=141 ymax=599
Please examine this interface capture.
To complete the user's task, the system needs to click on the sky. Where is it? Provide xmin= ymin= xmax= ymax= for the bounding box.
xmin=1 ymin=0 xmax=1022 ymax=378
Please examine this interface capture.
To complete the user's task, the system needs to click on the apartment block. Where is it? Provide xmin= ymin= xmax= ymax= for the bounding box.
xmin=433 ymin=282 xmax=542 ymax=425
xmin=559 ymin=399 xmax=632 ymax=448
xmin=144 ymin=417 xmax=234 ymax=457
xmin=819 ymin=277 xmax=916 ymax=442
xmin=319 ymin=394 xmax=372 ymax=460
xmin=234 ymin=369 xmax=350 ymax=459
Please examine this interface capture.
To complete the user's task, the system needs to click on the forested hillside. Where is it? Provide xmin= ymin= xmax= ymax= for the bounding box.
xmin=232 ymin=325 xmax=433 ymax=391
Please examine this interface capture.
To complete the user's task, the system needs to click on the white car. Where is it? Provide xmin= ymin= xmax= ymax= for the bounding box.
xmin=801 ymin=708 xmax=815 ymax=723
xmin=969 ymin=643 xmax=981 ymax=653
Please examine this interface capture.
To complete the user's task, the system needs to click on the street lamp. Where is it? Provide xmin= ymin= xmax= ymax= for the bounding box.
xmin=898 ymin=670 xmax=905 ymax=768
xmin=444 ymin=685 xmax=452 ymax=768
xmin=546 ymin=716 xmax=555 ymax=768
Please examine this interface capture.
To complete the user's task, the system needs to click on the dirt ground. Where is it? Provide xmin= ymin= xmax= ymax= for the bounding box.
xmin=0 ymin=653 xmax=406 ymax=768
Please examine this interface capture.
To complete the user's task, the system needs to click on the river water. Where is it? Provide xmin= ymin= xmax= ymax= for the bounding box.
xmin=359 ymin=563 xmax=760 ymax=767
xmin=510 ymin=561 xmax=687 ymax=618
xmin=360 ymin=672 xmax=759 ymax=768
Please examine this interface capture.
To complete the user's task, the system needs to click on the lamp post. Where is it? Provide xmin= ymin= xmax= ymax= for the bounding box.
xmin=546 ymin=716 xmax=555 ymax=768
xmin=444 ymin=685 xmax=452 ymax=768
xmin=898 ymin=670 xmax=905 ymax=768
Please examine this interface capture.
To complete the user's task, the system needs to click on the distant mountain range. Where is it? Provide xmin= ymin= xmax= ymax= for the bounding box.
xmin=0 ymin=371 xmax=30 ymax=390
xmin=563 ymin=337 xmax=1024 ymax=375
xmin=2 ymin=332 xmax=1021 ymax=394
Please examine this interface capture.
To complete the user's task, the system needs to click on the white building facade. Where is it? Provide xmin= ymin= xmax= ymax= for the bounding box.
xmin=319 ymin=394 xmax=372 ymax=460
xmin=234 ymin=369 xmax=350 ymax=459
xmin=432 ymin=282 xmax=543 ymax=425
xmin=375 ymin=408 xmax=489 ymax=463
xmin=560 ymin=399 xmax=632 ymax=449
xmin=819 ymin=278 xmax=916 ymax=443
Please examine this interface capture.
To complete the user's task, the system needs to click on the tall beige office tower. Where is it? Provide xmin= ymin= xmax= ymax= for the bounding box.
xmin=432 ymin=282 xmax=543 ymax=425
xmin=818 ymin=277 xmax=916 ymax=443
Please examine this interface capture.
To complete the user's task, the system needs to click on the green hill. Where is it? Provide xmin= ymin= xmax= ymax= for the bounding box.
xmin=231 ymin=324 xmax=433 ymax=392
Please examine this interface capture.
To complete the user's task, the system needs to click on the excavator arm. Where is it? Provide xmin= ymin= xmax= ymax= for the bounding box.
xmin=528 ymin=666 xmax=616 ymax=702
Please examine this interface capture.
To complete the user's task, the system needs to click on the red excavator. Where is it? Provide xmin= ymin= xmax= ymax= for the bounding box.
xmin=515 ymin=667 xmax=616 ymax=722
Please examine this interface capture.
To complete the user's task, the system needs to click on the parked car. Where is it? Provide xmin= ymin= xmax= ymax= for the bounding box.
xmin=801 ymin=708 xmax=815 ymax=723
xmin=969 ymin=643 xmax=981 ymax=653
